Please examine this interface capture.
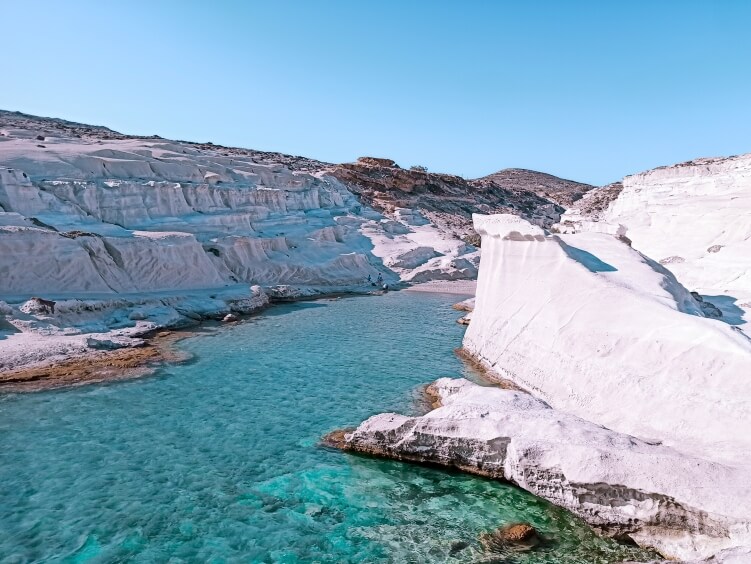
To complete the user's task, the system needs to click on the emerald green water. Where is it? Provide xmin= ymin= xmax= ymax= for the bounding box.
xmin=0 ymin=292 xmax=658 ymax=563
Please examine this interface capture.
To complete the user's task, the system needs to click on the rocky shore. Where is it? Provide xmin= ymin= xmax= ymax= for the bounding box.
xmin=330 ymin=213 xmax=751 ymax=562
xmin=329 ymin=378 xmax=751 ymax=562
xmin=0 ymin=284 xmax=389 ymax=392
xmin=0 ymin=329 xmax=190 ymax=393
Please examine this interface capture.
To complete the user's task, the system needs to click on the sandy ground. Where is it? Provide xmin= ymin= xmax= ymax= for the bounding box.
xmin=404 ymin=280 xmax=477 ymax=295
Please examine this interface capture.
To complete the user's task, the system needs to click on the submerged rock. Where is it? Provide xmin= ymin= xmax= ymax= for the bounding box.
xmin=691 ymin=292 xmax=724 ymax=318
xmin=479 ymin=523 xmax=539 ymax=553
xmin=452 ymin=297 xmax=475 ymax=312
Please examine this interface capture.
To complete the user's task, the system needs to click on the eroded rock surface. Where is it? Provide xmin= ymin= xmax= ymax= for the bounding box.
xmin=339 ymin=378 xmax=751 ymax=561
xmin=556 ymin=152 xmax=751 ymax=330
xmin=465 ymin=214 xmax=751 ymax=463
xmin=329 ymin=157 xmax=575 ymax=237
xmin=338 ymin=213 xmax=751 ymax=561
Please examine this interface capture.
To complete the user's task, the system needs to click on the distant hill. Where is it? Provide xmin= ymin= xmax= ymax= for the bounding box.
xmin=475 ymin=168 xmax=595 ymax=207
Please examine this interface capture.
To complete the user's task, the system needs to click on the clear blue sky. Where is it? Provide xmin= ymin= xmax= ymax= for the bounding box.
xmin=3 ymin=1 xmax=750 ymax=185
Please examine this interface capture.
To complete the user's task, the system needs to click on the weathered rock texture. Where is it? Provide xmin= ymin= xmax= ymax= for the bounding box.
xmin=557 ymin=153 xmax=751 ymax=327
xmin=475 ymin=167 xmax=595 ymax=207
xmin=329 ymin=158 xmax=578 ymax=238
xmin=605 ymin=154 xmax=751 ymax=301
xmin=556 ymin=181 xmax=623 ymax=224
xmin=0 ymin=111 xmax=382 ymax=295
xmin=340 ymin=378 xmax=751 ymax=561
xmin=339 ymin=213 xmax=751 ymax=561
xmin=464 ymin=214 xmax=751 ymax=462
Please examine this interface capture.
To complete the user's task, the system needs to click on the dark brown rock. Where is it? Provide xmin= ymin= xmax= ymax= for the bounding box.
xmin=329 ymin=159 xmax=572 ymax=232
xmin=479 ymin=522 xmax=540 ymax=553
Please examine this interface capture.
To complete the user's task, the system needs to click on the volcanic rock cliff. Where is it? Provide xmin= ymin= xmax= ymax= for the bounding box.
xmin=0 ymin=110 xmax=590 ymax=373
xmin=329 ymin=157 xmax=576 ymax=243
xmin=0 ymin=110 xmax=585 ymax=298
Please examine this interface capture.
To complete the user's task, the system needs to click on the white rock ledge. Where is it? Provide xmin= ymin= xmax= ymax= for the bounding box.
xmin=341 ymin=378 xmax=751 ymax=562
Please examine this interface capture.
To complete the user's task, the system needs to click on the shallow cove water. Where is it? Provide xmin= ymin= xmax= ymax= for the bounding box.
xmin=0 ymin=292 xmax=658 ymax=563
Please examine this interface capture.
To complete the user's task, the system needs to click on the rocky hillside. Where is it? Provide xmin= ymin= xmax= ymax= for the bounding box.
xmin=0 ymin=110 xmax=330 ymax=172
xmin=329 ymin=158 xmax=571 ymax=242
xmin=475 ymin=167 xmax=594 ymax=207
xmin=555 ymin=181 xmax=624 ymax=228
xmin=0 ymin=110 xmax=595 ymax=299
xmin=0 ymin=112 xmax=380 ymax=296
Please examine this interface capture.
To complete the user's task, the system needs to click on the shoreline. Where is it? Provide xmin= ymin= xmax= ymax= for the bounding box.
xmin=328 ymin=350 xmax=751 ymax=561
xmin=404 ymin=280 xmax=477 ymax=295
xmin=0 ymin=285 xmax=430 ymax=393
xmin=0 ymin=329 xmax=195 ymax=393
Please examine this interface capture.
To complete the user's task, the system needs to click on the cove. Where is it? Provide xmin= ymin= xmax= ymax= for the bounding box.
xmin=0 ymin=292 xmax=658 ymax=562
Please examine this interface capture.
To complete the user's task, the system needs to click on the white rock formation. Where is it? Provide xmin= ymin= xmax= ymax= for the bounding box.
xmin=0 ymin=111 xmax=482 ymax=300
xmin=0 ymin=111 xmax=483 ymax=370
xmin=605 ymin=155 xmax=751 ymax=299
xmin=341 ymin=213 xmax=751 ymax=560
xmin=464 ymin=214 xmax=751 ymax=464
xmin=343 ymin=378 xmax=751 ymax=561
xmin=0 ymin=139 xmax=383 ymax=296
xmin=558 ymin=153 xmax=751 ymax=331
xmin=0 ymin=285 xmax=270 ymax=373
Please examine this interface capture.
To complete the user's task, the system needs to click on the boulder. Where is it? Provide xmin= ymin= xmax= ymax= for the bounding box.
xmin=479 ymin=523 xmax=539 ymax=553
xmin=356 ymin=156 xmax=398 ymax=168
xmin=19 ymin=297 xmax=56 ymax=315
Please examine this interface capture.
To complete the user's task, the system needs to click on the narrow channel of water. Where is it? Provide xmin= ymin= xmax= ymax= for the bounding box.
xmin=0 ymin=292 xmax=658 ymax=562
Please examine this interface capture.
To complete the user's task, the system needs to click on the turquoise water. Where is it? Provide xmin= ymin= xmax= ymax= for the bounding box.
xmin=0 ymin=292 xmax=658 ymax=563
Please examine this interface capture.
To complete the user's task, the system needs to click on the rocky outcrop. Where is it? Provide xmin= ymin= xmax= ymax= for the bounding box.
xmin=555 ymin=181 xmax=623 ymax=227
xmin=0 ymin=111 xmax=600 ymax=302
xmin=338 ymin=376 xmax=751 ymax=561
xmin=464 ymin=214 xmax=751 ymax=462
xmin=3 ymin=111 xmax=543 ymax=297
xmin=336 ymin=213 xmax=751 ymax=561
xmin=0 ymin=113 xmax=396 ymax=297
xmin=19 ymin=297 xmax=56 ymax=315
xmin=0 ymin=110 xmax=330 ymax=172
xmin=0 ymin=111 xmax=520 ymax=372
xmin=329 ymin=157 xmax=567 ymax=236
xmin=479 ymin=522 xmax=540 ymax=554
xmin=604 ymin=154 xmax=751 ymax=302
xmin=0 ymin=285 xmax=270 ymax=375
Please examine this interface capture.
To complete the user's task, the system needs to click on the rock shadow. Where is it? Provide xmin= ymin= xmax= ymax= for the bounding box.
xmin=559 ymin=242 xmax=617 ymax=273
xmin=701 ymin=295 xmax=747 ymax=326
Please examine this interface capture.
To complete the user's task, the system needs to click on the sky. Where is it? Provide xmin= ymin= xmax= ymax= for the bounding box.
xmin=2 ymin=1 xmax=750 ymax=185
